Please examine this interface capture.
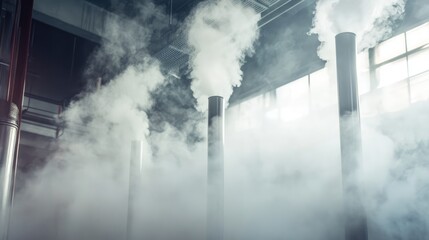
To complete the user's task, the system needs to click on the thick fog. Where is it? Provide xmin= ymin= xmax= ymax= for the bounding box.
xmin=187 ymin=0 xmax=260 ymax=111
xmin=8 ymin=0 xmax=429 ymax=240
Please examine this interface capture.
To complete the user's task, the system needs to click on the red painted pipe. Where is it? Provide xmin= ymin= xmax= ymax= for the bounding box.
xmin=5 ymin=0 xmax=21 ymax=102
xmin=9 ymin=0 xmax=34 ymax=204
xmin=3 ymin=0 xmax=34 ymax=238
xmin=7 ymin=0 xmax=34 ymax=109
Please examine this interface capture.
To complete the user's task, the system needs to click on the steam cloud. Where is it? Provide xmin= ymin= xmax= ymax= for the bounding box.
xmin=8 ymin=2 xmax=205 ymax=239
xmin=308 ymin=0 xmax=429 ymax=239
xmin=186 ymin=0 xmax=260 ymax=111
xmin=13 ymin=60 xmax=164 ymax=240
xmin=12 ymin=55 xmax=165 ymax=240
xmin=7 ymin=0 xmax=429 ymax=240
xmin=310 ymin=0 xmax=406 ymax=60
xmin=222 ymin=99 xmax=429 ymax=240
xmin=361 ymin=103 xmax=429 ymax=239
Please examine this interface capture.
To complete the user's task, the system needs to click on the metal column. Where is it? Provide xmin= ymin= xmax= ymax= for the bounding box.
xmin=0 ymin=0 xmax=34 ymax=239
xmin=126 ymin=140 xmax=144 ymax=240
xmin=7 ymin=0 xmax=34 ymax=106
xmin=207 ymin=96 xmax=224 ymax=240
xmin=335 ymin=32 xmax=368 ymax=240
xmin=0 ymin=101 xmax=18 ymax=240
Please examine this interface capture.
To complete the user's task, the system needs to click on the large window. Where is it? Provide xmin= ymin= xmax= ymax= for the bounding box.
xmin=277 ymin=76 xmax=310 ymax=122
xmin=228 ymin=68 xmax=337 ymax=129
xmin=229 ymin=21 xmax=429 ymax=130
xmin=371 ymin=22 xmax=429 ymax=107
xmin=309 ymin=68 xmax=333 ymax=111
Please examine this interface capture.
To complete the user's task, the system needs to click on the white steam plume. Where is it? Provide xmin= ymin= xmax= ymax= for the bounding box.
xmin=10 ymin=1 xmax=211 ymax=238
xmin=224 ymin=106 xmax=344 ymax=240
xmin=9 ymin=0 xmax=429 ymax=240
xmin=310 ymin=0 xmax=406 ymax=60
xmin=222 ymin=97 xmax=429 ymax=239
xmin=186 ymin=0 xmax=260 ymax=111
xmin=11 ymin=61 xmax=165 ymax=240
xmin=360 ymin=103 xmax=429 ymax=239
xmin=307 ymin=0 xmax=429 ymax=239
xmin=85 ymin=0 xmax=169 ymax=84
xmin=9 ymin=4 xmax=168 ymax=240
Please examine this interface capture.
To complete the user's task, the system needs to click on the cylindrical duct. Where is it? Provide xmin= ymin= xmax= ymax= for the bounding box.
xmin=335 ymin=32 xmax=368 ymax=240
xmin=126 ymin=140 xmax=144 ymax=240
xmin=0 ymin=100 xmax=18 ymax=240
xmin=0 ymin=1 xmax=34 ymax=239
xmin=207 ymin=96 xmax=224 ymax=240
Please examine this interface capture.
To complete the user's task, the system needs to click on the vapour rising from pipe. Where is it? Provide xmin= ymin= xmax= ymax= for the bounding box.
xmin=309 ymin=0 xmax=405 ymax=91
xmin=8 ymin=1 xmax=212 ymax=238
xmin=310 ymin=0 xmax=406 ymax=61
xmin=308 ymin=0 xmax=429 ymax=239
xmin=186 ymin=0 xmax=261 ymax=112
xmin=7 ymin=1 xmax=429 ymax=240
xmin=222 ymin=97 xmax=429 ymax=240
xmin=8 ymin=3 xmax=173 ymax=239
xmin=10 ymin=61 xmax=165 ymax=240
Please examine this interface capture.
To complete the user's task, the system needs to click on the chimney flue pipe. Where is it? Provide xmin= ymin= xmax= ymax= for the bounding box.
xmin=0 ymin=101 xmax=18 ymax=240
xmin=207 ymin=96 xmax=224 ymax=240
xmin=0 ymin=0 xmax=34 ymax=239
xmin=126 ymin=140 xmax=144 ymax=240
xmin=335 ymin=32 xmax=368 ymax=240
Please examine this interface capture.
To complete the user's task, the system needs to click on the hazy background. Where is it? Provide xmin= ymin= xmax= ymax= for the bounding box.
xmin=8 ymin=0 xmax=429 ymax=239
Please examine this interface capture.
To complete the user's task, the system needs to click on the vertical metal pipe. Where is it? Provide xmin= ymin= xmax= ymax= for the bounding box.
xmin=0 ymin=1 xmax=33 ymax=239
xmin=5 ymin=0 xmax=21 ymax=101
xmin=0 ymin=100 xmax=18 ymax=240
xmin=207 ymin=96 xmax=224 ymax=240
xmin=0 ymin=9 xmax=8 ymax=100
xmin=9 ymin=0 xmax=34 ymax=195
xmin=126 ymin=140 xmax=144 ymax=240
xmin=10 ymin=0 xmax=34 ymax=107
xmin=335 ymin=32 xmax=368 ymax=240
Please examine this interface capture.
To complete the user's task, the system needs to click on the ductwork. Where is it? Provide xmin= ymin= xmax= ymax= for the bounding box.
xmin=0 ymin=0 xmax=34 ymax=239
xmin=0 ymin=100 xmax=18 ymax=240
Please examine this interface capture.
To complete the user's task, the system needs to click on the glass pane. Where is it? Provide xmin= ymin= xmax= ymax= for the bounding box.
xmin=408 ymin=48 xmax=429 ymax=77
xmin=360 ymin=81 xmax=409 ymax=116
xmin=410 ymin=71 xmax=429 ymax=103
xmin=376 ymin=58 xmax=408 ymax=88
xmin=265 ymin=109 xmax=279 ymax=121
xmin=360 ymin=92 xmax=382 ymax=118
xmin=357 ymin=51 xmax=371 ymax=94
xmin=263 ymin=91 xmax=276 ymax=109
xmin=310 ymin=68 xmax=333 ymax=110
xmin=276 ymin=76 xmax=309 ymax=122
xmin=375 ymin=33 xmax=406 ymax=64
xmin=225 ymin=104 xmax=240 ymax=132
xmin=380 ymin=81 xmax=409 ymax=112
xmin=406 ymin=23 xmax=429 ymax=51
xmin=238 ymin=95 xmax=264 ymax=130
